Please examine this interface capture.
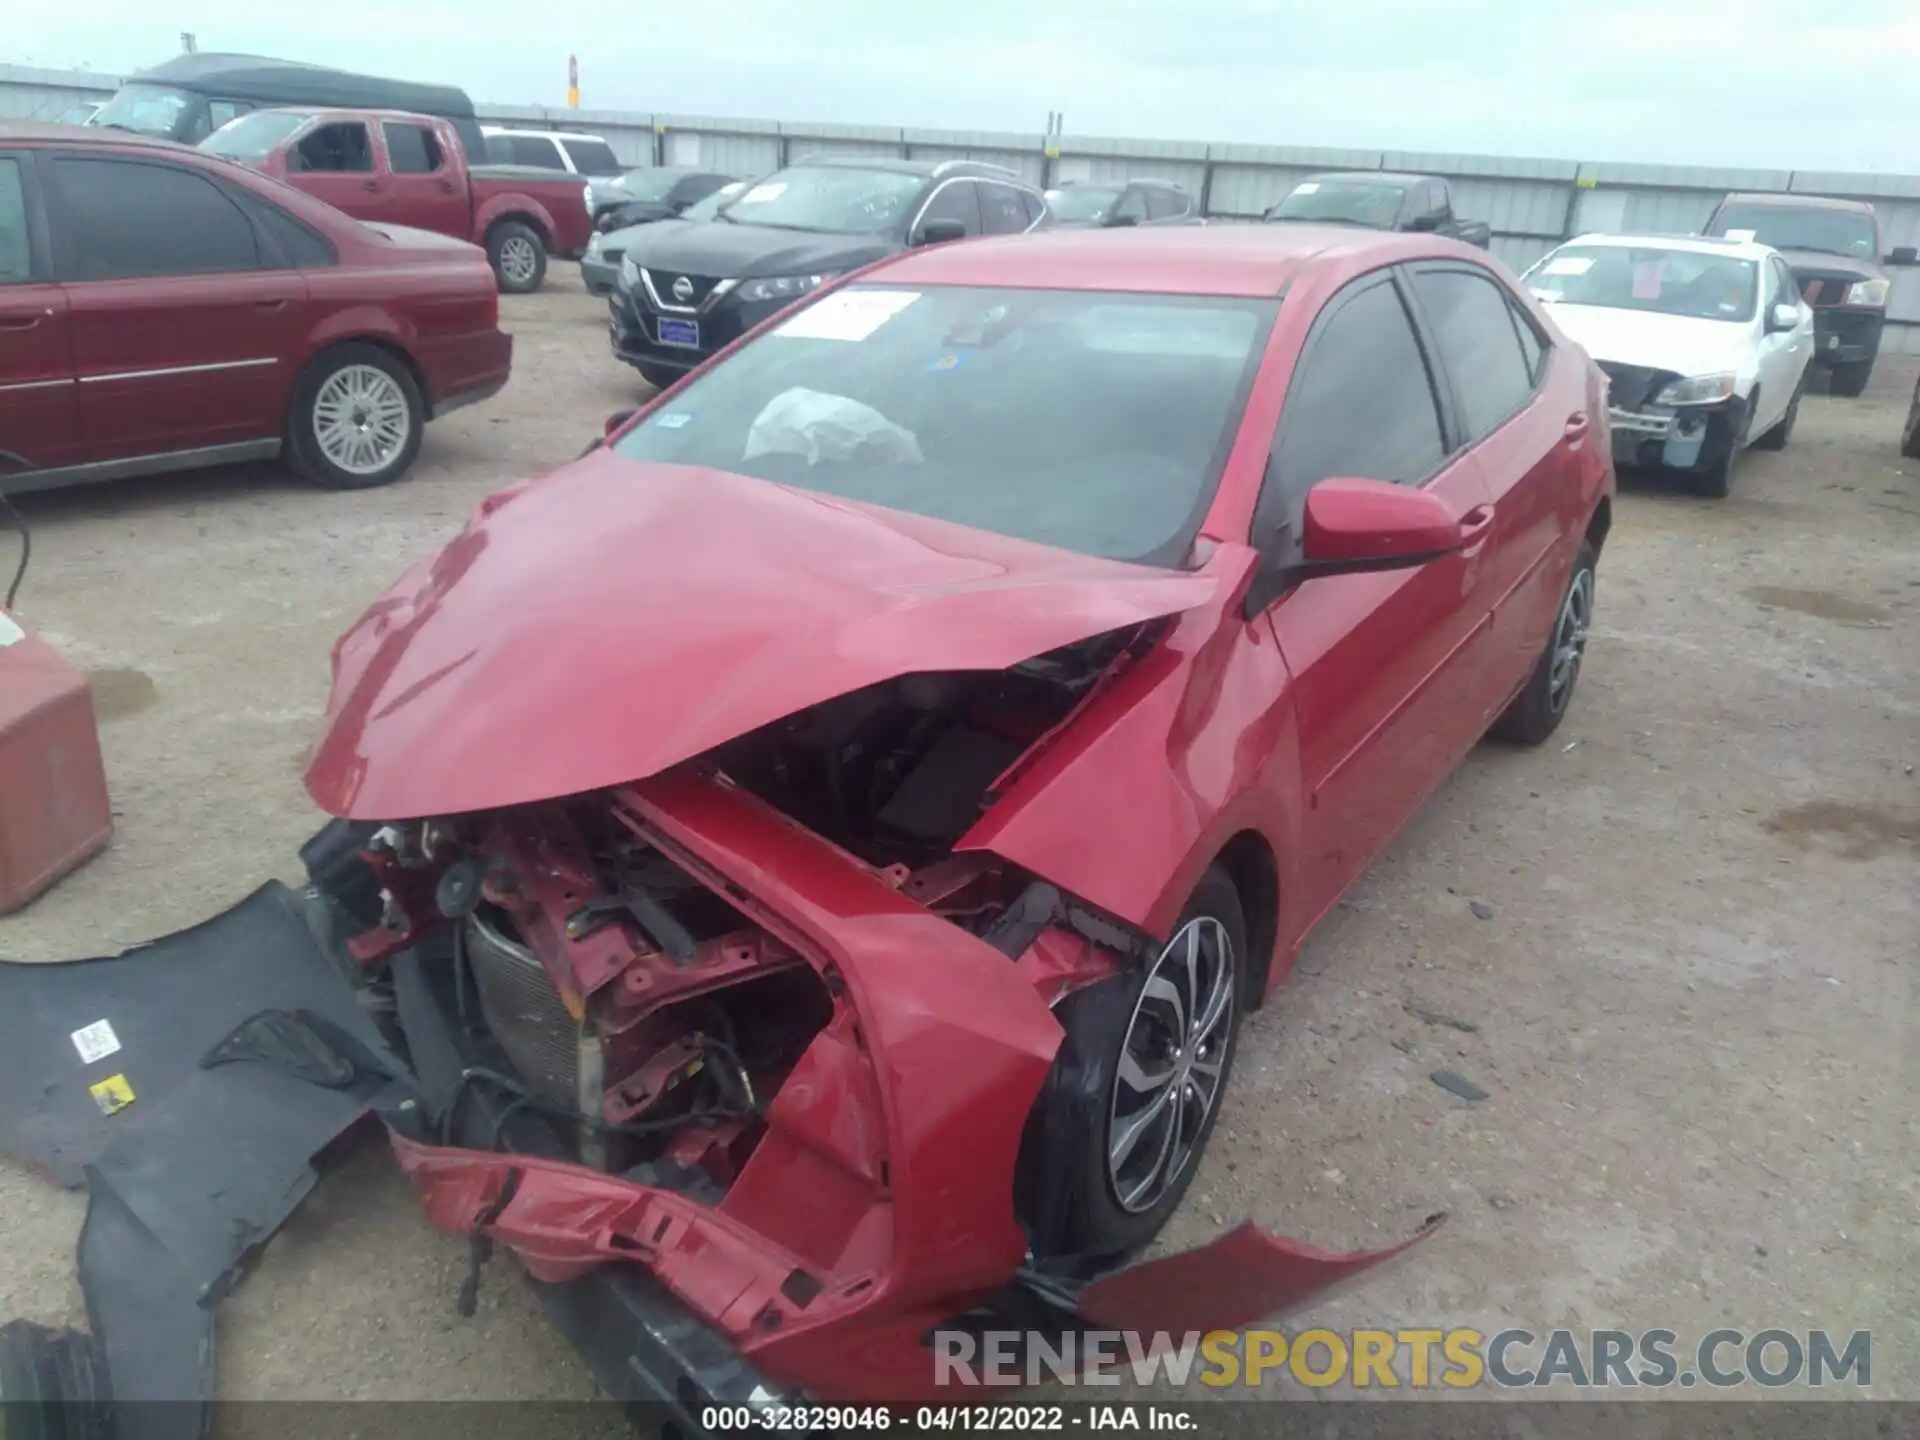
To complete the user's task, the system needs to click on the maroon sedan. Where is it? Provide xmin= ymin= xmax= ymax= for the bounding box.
xmin=0 ymin=123 xmax=511 ymax=494
xmin=0 ymin=225 xmax=1609 ymax=1427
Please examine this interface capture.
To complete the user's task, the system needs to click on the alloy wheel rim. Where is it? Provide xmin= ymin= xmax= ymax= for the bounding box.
xmin=1107 ymin=916 xmax=1235 ymax=1214
xmin=312 ymin=365 xmax=410 ymax=476
xmin=1549 ymin=568 xmax=1594 ymax=711
xmin=499 ymin=236 xmax=538 ymax=283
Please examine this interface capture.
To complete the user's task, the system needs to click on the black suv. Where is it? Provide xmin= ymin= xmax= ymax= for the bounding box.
xmin=608 ymin=157 xmax=1048 ymax=389
xmin=1043 ymin=178 xmax=1200 ymax=228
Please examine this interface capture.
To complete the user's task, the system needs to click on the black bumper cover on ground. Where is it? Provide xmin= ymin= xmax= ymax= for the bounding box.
xmin=0 ymin=884 xmax=401 ymax=1440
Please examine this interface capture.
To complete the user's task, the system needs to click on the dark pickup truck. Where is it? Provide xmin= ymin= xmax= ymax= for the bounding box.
xmin=1705 ymin=192 xmax=1915 ymax=397
xmin=203 ymin=106 xmax=592 ymax=293
xmin=1264 ymin=171 xmax=1491 ymax=248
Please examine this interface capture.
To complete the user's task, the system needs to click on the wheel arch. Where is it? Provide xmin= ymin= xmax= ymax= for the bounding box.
xmin=290 ymin=336 xmax=433 ymax=422
xmin=1211 ymin=829 xmax=1280 ymax=1009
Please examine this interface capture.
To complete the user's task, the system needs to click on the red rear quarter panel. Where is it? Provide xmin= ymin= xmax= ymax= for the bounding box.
xmin=470 ymin=179 xmax=591 ymax=254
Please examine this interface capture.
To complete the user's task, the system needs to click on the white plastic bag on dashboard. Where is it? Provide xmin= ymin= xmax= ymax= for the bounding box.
xmin=743 ymin=387 xmax=923 ymax=468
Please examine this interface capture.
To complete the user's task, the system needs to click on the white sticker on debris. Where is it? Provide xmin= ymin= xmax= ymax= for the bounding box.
xmin=774 ymin=289 xmax=921 ymax=343
xmin=0 ymin=614 xmax=22 ymax=648
xmin=1541 ymin=256 xmax=1594 ymax=276
xmin=71 ymin=1019 xmax=121 ymax=1065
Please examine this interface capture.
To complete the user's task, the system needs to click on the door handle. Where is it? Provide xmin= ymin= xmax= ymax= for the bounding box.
xmin=1458 ymin=504 xmax=1497 ymax=554
xmin=363 ymin=179 xmax=381 ymax=192
xmin=0 ymin=315 xmax=38 ymax=331
xmin=1563 ymin=411 xmax=1591 ymax=441
xmin=255 ymin=299 xmax=289 ymax=311
xmin=436 ymin=179 xmax=455 ymax=193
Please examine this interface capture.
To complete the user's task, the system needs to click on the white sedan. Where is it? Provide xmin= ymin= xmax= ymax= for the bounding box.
xmin=1522 ymin=233 xmax=1814 ymax=498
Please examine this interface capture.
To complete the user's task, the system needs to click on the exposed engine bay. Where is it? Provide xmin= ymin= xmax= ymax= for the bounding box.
xmin=327 ymin=625 xmax=1155 ymax=1195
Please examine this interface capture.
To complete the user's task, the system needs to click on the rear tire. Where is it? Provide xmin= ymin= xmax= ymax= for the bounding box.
xmin=1829 ymin=357 xmax=1873 ymax=398
xmin=0 ymin=1321 xmax=110 ymax=1440
xmin=286 ymin=343 xmax=425 ymax=491
xmin=1035 ymin=868 xmax=1247 ymax=1260
xmin=1490 ymin=539 xmax=1597 ymax=746
xmin=487 ymin=219 xmax=547 ymax=294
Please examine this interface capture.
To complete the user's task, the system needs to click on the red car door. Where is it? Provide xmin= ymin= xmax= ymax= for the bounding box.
xmin=1404 ymin=263 xmax=1582 ymax=711
xmin=1254 ymin=270 xmax=1501 ymax=926
xmin=374 ymin=120 xmax=471 ymax=239
xmin=285 ymin=120 xmax=384 ymax=223
xmin=0 ymin=153 xmax=79 ymax=473
xmin=45 ymin=153 xmax=305 ymax=462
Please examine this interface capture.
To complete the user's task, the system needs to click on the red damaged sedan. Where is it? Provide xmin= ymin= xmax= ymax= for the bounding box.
xmin=0 ymin=225 xmax=1610 ymax=1425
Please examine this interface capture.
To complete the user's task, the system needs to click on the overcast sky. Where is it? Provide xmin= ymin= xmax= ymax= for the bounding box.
xmin=8 ymin=0 xmax=1920 ymax=172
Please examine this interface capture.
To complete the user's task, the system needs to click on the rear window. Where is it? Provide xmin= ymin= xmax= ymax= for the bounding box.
xmin=610 ymin=285 xmax=1277 ymax=567
xmin=500 ymin=134 xmax=565 ymax=170
xmin=561 ymin=138 xmax=623 ymax=175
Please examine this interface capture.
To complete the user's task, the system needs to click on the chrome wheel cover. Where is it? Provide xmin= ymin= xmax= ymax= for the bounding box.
xmin=312 ymin=364 xmax=410 ymax=477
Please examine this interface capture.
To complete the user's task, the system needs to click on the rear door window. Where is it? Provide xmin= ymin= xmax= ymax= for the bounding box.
xmin=1411 ymin=267 xmax=1537 ymax=442
xmin=48 ymin=157 xmax=260 ymax=280
xmin=506 ymin=135 xmax=566 ymax=170
xmin=1113 ymin=186 xmax=1150 ymax=224
xmin=560 ymin=138 xmax=623 ymax=175
xmin=1144 ymin=187 xmax=1185 ymax=220
xmin=292 ymin=123 xmax=374 ymax=173
xmin=384 ymin=123 xmax=444 ymax=175
xmin=0 ymin=159 xmax=32 ymax=282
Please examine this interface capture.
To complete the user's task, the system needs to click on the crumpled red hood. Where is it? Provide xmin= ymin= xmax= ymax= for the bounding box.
xmin=306 ymin=453 xmax=1217 ymax=820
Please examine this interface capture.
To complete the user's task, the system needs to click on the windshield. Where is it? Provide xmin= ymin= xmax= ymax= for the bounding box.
xmin=610 ymin=285 xmax=1274 ymax=567
xmin=717 ymin=166 xmax=925 ymax=234
xmin=620 ymin=169 xmax=688 ymax=202
xmin=1270 ymin=179 xmax=1405 ymax=226
xmin=1046 ymin=186 xmax=1122 ymax=223
xmin=1525 ymin=245 xmax=1758 ymax=321
xmin=91 ymin=83 xmax=194 ymax=138
xmin=683 ymin=182 xmax=747 ymax=221
xmin=200 ymin=110 xmax=305 ymax=160
xmin=1708 ymin=204 xmax=1876 ymax=259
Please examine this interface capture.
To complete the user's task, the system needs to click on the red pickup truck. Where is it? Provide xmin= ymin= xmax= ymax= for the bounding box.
xmin=203 ymin=107 xmax=592 ymax=293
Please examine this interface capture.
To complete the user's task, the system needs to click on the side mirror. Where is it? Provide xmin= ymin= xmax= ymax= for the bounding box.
xmin=1244 ymin=478 xmax=1463 ymax=615
xmin=1767 ymin=301 xmax=1801 ymax=332
xmin=1888 ymin=246 xmax=1918 ymax=266
xmin=1105 ymin=213 xmax=1140 ymax=228
xmin=1406 ymin=213 xmax=1443 ymax=233
xmin=604 ymin=408 xmax=636 ymax=439
xmin=914 ymin=218 xmax=968 ymax=247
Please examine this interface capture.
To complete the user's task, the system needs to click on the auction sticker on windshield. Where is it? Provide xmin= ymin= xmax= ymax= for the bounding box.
xmin=1541 ymin=256 xmax=1593 ymax=276
xmin=775 ymin=289 xmax=921 ymax=342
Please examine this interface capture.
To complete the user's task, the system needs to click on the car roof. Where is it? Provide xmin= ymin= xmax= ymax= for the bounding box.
xmin=129 ymin=52 xmax=475 ymax=119
xmin=482 ymin=126 xmax=608 ymax=141
xmin=1305 ymin=171 xmax=1430 ymax=187
xmin=868 ymin=222 xmax=1470 ymax=297
xmin=249 ymin=105 xmax=450 ymax=124
xmin=1559 ymin=231 xmax=1777 ymax=262
xmin=0 ymin=120 xmax=190 ymax=150
xmin=793 ymin=155 xmax=1030 ymax=183
xmin=1054 ymin=177 xmax=1188 ymax=191
xmin=1719 ymin=191 xmax=1875 ymax=216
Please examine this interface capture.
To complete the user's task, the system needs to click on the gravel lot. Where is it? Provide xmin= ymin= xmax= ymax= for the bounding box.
xmin=2 ymin=267 xmax=1916 ymax=1406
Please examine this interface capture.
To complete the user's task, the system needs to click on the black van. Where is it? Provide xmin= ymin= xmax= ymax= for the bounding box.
xmin=89 ymin=52 xmax=487 ymax=160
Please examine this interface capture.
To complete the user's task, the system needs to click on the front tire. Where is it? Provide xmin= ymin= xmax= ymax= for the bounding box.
xmin=1490 ymin=539 xmax=1596 ymax=746
xmin=1752 ymin=378 xmax=1802 ymax=451
xmin=635 ymin=362 xmax=685 ymax=393
xmin=1040 ymin=868 xmax=1247 ymax=1259
xmin=487 ymin=219 xmax=547 ymax=294
xmin=1829 ymin=357 xmax=1873 ymax=398
xmin=286 ymin=343 xmax=425 ymax=491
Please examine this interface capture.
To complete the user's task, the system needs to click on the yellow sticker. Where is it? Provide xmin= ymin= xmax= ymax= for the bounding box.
xmin=89 ymin=1074 xmax=136 ymax=1116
